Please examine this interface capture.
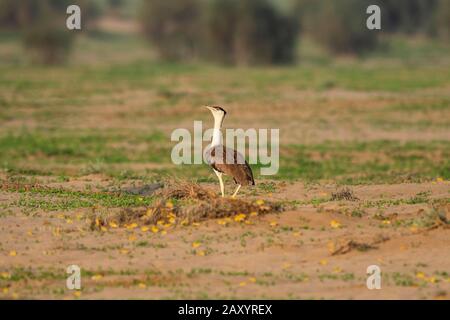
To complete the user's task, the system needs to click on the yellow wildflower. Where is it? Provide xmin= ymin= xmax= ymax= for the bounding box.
xmin=166 ymin=201 xmax=174 ymax=209
xmin=109 ymin=221 xmax=118 ymax=228
xmin=91 ymin=274 xmax=103 ymax=281
xmin=319 ymin=259 xmax=328 ymax=266
xmin=126 ymin=223 xmax=138 ymax=230
xmin=1 ymin=272 xmax=10 ymax=279
xmin=330 ymin=220 xmax=341 ymax=229
xmin=416 ymin=272 xmax=426 ymax=279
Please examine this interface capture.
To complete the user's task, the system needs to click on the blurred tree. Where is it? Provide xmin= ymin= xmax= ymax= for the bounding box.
xmin=108 ymin=0 xmax=124 ymax=9
xmin=140 ymin=0 xmax=298 ymax=65
xmin=432 ymin=0 xmax=450 ymax=40
xmin=140 ymin=0 xmax=202 ymax=61
xmin=0 ymin=0 xmax=20 ymax=28
xmin=20 ymin=0 xmax=76 ymax=65
xmin=296 ymin=0 xmax=378 ymax=54
xmin=206 ymin=0 xmax=299 ymax=65
xmin=204 ymin=0 xmax=237 ymax=65
xmin=0 ymin=0 xmax=103 ymax=64
xmin=380 ymin=0 xmax=438 ymax=34
xmin=24 ymin=22 xmax=75 ymax=65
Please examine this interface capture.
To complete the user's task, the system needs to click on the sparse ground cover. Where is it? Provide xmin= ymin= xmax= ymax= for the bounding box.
xmin=0 ymin=20 xmax=449 ymax=299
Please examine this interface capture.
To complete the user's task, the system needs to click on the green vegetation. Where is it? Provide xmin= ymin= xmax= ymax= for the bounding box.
xmin=13 ymin=188 xmax=155 ymax=211
xmin=1 ymin=132 xmax=448 ymax=184
xmin=278 ymin=141 xmax=450 ymax=184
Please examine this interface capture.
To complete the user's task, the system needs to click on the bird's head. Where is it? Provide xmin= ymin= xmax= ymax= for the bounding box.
xmin=205 ymin=105 xmax=227 ymax=119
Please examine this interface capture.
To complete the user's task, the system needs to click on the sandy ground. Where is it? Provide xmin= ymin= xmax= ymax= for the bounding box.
xmin=0 ymin=177 xmax=448 ymax=300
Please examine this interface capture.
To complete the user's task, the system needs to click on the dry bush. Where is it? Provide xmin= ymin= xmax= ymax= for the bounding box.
xmin=89 ymin=181 xmax=284 ymax=230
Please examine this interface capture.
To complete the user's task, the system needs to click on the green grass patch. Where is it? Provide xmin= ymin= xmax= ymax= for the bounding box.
xmin=276 ymin=140 xmax=450 ymax=184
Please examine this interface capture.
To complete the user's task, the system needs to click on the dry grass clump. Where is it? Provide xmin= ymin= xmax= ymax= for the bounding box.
xmin=160 ymin=181 xmax=216 ymax=201
xmin=329 ymin=234 xmax=390 ymax=256
xmin=89 ymin=181 xmax=283 ymax=231
xmin=331 ymin=187 xmax=359 ymax=201
xmin=408 ymin=204 xmax=450 ymax=231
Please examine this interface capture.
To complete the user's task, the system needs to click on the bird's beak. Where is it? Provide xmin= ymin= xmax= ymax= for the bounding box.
xmin=205 ymin=106 xmax=213 ymax=111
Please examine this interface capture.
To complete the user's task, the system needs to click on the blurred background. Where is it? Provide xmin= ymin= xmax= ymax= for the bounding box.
xmin=0 ymin=0 xmax=449 ymax=182
xmin=0 ymin=0 xmax=449 ymax=65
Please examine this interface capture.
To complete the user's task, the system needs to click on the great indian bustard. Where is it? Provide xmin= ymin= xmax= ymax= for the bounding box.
xmin=204 ymin=106 xmax=255 ymax=198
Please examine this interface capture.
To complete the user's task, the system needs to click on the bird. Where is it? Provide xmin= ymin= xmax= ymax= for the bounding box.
xmin=204 ymin=106 xmax=255 ymax=198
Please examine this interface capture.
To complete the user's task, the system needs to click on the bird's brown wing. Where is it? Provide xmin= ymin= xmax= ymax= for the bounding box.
xmin=206 ymin=145 xmax=255 ymax=186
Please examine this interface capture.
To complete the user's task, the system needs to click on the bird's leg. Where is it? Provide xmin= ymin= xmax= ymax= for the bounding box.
xmin=231 ymin=184 xmax=241 ymax=198
xmin=214 ymin=170 xmax=225 ymax=197
xmin=219 ymin=175 xmax=225 ymax=197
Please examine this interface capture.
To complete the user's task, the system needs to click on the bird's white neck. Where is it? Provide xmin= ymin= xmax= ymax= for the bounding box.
xmin=211 ymin=114 xmax=224 ymax=147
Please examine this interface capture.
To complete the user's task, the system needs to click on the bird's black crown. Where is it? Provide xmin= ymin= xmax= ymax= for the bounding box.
xmin=210 ymin=106 xmax=227 ymax=114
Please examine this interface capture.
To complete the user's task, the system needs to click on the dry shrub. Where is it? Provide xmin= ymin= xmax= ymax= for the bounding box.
xmin=412 ymin=204 xmax=450 ymax=231
xmin=90 ymin=181 xmax=283 ymax=230
xmin=160 ymin=181 xmax=216 ymax=201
